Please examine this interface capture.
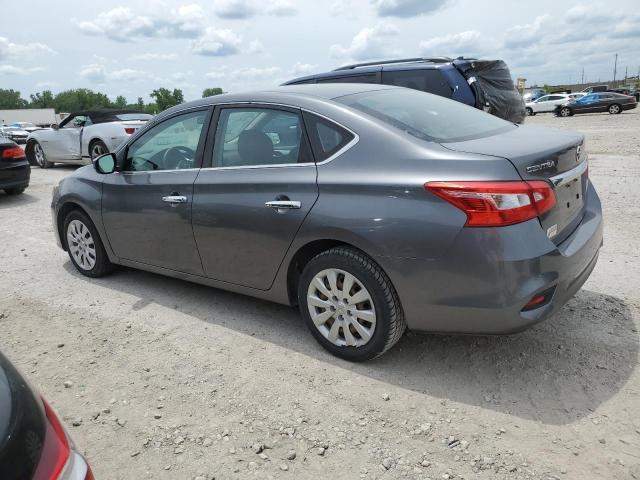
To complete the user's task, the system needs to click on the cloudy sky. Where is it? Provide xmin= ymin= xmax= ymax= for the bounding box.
xmin=1 ymin=0 xmax=639 ymax=103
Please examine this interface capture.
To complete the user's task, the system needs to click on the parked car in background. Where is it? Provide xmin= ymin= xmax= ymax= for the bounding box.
xmin=52 ymin=84 xmax=602 ymax=361
xmin=26 ymin=109 xmax=153 ymax=168
xmin=8 ymin=121 xmax=40 ymax=133
xmin=608 ymin=87 xmax=632 ymax=96
xmin=525 ymin=93 xmax=572 ymax=115
xmin=0 ymin=126 xmax=29 ymax=144
xmin=523 ymin=88 xmax=546 ymax=103
xmin=0 ymin=137 xmax=30 ymax=195
xmin=283 ymin=57 xmax=526 ymax=123
xmin=555 ymin=92 xmax=638 ymax=116
xmin=581 ymin=85 xmax=609 ymax=93
xmin=0 ymin=350 xmax=94 ymax=479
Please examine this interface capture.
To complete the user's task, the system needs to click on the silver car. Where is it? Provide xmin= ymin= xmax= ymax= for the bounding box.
xmin=51 ymin=84 xmax=603 ymax=361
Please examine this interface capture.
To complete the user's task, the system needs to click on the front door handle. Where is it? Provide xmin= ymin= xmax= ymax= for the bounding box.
xmin=162 ymin=195 xmax=188 ymax=204
xmin=265 ymin=200 xmax=301 ymax=210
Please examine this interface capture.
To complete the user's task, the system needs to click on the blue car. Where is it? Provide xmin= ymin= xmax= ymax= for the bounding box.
xmin=283 ymin=57 xmax=526 ymax=123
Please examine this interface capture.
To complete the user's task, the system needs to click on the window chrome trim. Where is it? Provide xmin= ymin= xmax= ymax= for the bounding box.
xmin=198 ymin=102 xmax=360 ymax=171
xmin=117 ymin=168 xmax=201 ymax=175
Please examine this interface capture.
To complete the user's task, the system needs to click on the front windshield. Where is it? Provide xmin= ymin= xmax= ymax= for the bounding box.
xmin=337 ymin=88 xmax=516 ymax=143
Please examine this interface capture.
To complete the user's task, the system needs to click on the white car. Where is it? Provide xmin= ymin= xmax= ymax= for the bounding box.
xmin=8 ymin=122 xmax=41 ymax=133
xmin=525 ymin=94 xmax=573 ymax=115
xmin=26 ymin=110 xmax=153 ymax=168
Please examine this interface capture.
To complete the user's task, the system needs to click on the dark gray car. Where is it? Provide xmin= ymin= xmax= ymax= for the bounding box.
xmin=51 ymin=84 xmax=603 ymax=361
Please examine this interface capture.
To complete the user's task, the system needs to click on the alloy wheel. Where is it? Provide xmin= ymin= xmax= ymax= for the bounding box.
xmin=609 ymin=104 xmax=620 ymax=114
xmin=306 ymin=268 xmax=376 ymax=347
xmin=34 ymin=143 xmax=45 ymax=167
xmin=66 ymin=220 xmax=97 ymax=271
xmin=560 ymin=107 xmax=571 ymax=117
xmin=91 ymin=142 xmax=106 ymax=159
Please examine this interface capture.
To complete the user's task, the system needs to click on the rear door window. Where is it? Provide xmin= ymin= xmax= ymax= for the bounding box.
xmin=382 ymin=69 xmax=452 ymax=98
xmin=303 ymin=112 xmax=355 ymax=162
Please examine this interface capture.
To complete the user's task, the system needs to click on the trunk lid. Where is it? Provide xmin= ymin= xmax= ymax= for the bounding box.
xmin=442 ymin=125 xmax=588 ymax=244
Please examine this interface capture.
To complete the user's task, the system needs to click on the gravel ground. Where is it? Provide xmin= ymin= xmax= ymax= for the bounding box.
xmin=0 ymin=109 xmax=639 ymax=480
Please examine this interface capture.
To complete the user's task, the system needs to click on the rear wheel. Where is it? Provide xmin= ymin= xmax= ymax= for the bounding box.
xmin=89 ymin=139 xmax=108 ymax=160
xmin=63 ymin=210 xmax=113 ymax=278
xmin=608 ymin=103 xmax=621 ymax=114
xmin=559 ymin=107 xmax=572 ymax=117
xmin=298 ymin=247 xmax=406 ymax=362
xmin=4 ymin=187 xmax=26 ymax=195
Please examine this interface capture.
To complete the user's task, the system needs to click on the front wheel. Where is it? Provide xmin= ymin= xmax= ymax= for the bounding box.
xmin=63 ymin=210 xmax=114 ymax=278
xmin=608 ymin=104 xmax=621 ymax=114
xmin=525 ymin=107 xmax=534 ymax=116
xmin=29 ymin=141 xmax=53 ymax=168
xmin=298 ymin=247 xmax=406 ymax=362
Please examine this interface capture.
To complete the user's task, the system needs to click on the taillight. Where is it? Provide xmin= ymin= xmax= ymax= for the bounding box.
xmin=425 ymin=180 xmax=556 ymax=227
xmin=124 ymin=127 xmax=136 ymax=134
xmin=2 ymin=146 xmax=26 ymax=160
xmin=32 ymin=399 xmax=70 ymax=480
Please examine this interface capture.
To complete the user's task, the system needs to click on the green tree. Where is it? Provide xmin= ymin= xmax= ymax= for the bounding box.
xmin=52 ymin=89 xmax=113 ymax=112
xmin=136 ymin=97 xmax=145 ymax=110
xmin=202 ymin=87 xmax=224 ymax=98
xmin=150 ymin=88 xmax=184 ymax=111
xmin=113 ymin=95 xmax=127 ymax=109
xmin=29 ymin=90 xmax=55 ymax=108
xmin=0 ymin=89 xmax=28 ymax=109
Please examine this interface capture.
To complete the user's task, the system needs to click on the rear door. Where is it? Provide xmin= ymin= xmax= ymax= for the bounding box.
xmin=192 ymin=104 xmax=318 ymax=290
xmin=443 ymin=127 xmax=588 ymax=245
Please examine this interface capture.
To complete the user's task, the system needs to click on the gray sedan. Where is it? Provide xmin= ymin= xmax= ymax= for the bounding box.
xmin=51 ymin=84 xmax=603 ymax=361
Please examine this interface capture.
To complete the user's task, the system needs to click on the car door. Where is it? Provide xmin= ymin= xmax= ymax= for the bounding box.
xmin=47 ymin=114 xmax=86 ymax=160
xmin=532 ymin=95 xmax=550 ymax=112
xmin=101 ymin=108 xmax=212 ymax=274
xmin=547 ymin=95 xmax=567 ymax=111
xmin=192 ymin=104 xmax=319 ymax=290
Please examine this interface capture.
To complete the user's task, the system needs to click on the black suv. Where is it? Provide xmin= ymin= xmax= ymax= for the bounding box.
xmin=283 ymin=57 xmax=525 ymax=123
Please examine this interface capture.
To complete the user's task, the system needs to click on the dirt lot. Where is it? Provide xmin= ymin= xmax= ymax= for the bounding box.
xmin=1 ymin=110 xmax=639 ymax=480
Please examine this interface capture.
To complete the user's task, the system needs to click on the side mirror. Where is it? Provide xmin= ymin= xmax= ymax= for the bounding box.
xmin=94 ymin=153 xmax=116 ymax=174
xmin=51 ymin=124 xmax=59 ymax=130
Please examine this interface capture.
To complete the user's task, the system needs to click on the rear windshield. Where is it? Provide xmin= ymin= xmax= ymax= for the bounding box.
xmin=115 ymin=113 xmax=153 ymax=121
xmin=337 ymin=88 xmax=516 ymax=143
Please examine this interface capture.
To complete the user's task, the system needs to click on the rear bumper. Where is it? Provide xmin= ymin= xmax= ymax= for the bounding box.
xmin=381 ymin=183 xmax=603 ymax=334
xmin=0 ymin=161 xmax=30 ymax=190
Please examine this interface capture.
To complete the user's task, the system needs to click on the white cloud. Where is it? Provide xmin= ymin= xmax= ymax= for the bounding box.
xmin=230 ymin=66 xmax=281 ymax=79
xmin=129 ymin=53 xmax=179 ymax=61
xmin=0 ymin=36 xmax=56 ymax=59
xmin=330 ymin=22 xmax=399 ymax=60
xmin=76 ymin=5 xmax=206 ymax=42
xmin=247 ymin=40 xmax=265 ymax=54
xmin=503 ymin=15 xmax=550 ymax=49
xmin=371 ymin=0 xmax=451 ymax=17
xmin=112 ymin=69 xmax=148 ymax=82
xmin=290 ymin=62 xmax=318 ymax=75
xmin=79 ymin=63 xmax=107 ymax=82
xmin=214 ymin=0 xmax=297 ymax=19
xmin=419 ymin=30 xmax=488 ymax=57
xmin=190 ymin=27 xmax=242 ymax=56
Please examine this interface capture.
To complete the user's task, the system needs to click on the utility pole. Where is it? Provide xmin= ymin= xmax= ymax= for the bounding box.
xmin=613 ymin=53 xmax=618 ymax=84
xmin=581 ymin=67 xmax=584 ymax=85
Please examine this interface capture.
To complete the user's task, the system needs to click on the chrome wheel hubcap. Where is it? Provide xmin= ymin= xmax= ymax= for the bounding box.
xmin=561 ymin=108 xmax=570 ymax=117
xmin=34 ymin=144 xmax=45 ymax=166
xmin=67 ymin=220 xmax=96 ymax=270
xmin=307 ymin=268 xmax=376 ymax=347
xmin=610 ymin=105 xmax=620 ymax=113
xmin=91 ymin=143 xmax=106 ymax=159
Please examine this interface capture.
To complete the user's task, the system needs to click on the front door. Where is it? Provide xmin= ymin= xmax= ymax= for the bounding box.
xmin=101 ymin=108 xmax=211 ymax=274
xmin=192 ymin=105 xmax=318 ymax=290
xmin=48 ymin=114 xmax=87 ymax=160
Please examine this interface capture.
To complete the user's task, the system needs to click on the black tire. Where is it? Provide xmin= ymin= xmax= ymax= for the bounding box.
xmin=559 ymin=107 xmax=572 ymax=117
xmin=89 ymin=139 xmax=108 ymax=160
xmin=297 ymin=247 xmax=406 ymax=362
xmin=27 ymin=140 xmax=53 ymax=168
xmin=608 ymin=103 xmax=622 ymax=114
xmin=4 ymin=187 xmax=26 ymax=195
xmin=525 ymin=107 xmax=534 ymax=116
xmin=63 ymin=210 xmax=114 ymax=278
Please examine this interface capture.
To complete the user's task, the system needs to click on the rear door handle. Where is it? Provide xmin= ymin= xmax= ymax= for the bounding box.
xmin=162 ymin=195 xmax=188 ymax=204
xmin=265 ymin=200 xmax=301 ymax=210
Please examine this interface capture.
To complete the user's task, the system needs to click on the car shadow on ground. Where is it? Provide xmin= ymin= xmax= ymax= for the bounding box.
xmin=0 ymin=191 xmax=39 ymax=209
xmin=62 ymin=261 xmax=638 ymax=426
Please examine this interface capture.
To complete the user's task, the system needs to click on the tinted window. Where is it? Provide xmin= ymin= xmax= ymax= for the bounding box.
xmin=214 ymin=108 xmax=312 ymax=167
xmin=382 ymin=69 xmax=452 ymax=98
xmin=338 ymin=88 xmax=515 ymax=143
xmin=303 ymin=112 xmax=355 ymax=162
xmin=548 ymin=95 xmax=565 ymax=100
xmin=536 ymin=96 xmax=550 ymax=102
xmin=316 ymin=74 xmax=378 ymax=84
xmin=125 ymin=110 xmax=207 ymax=171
